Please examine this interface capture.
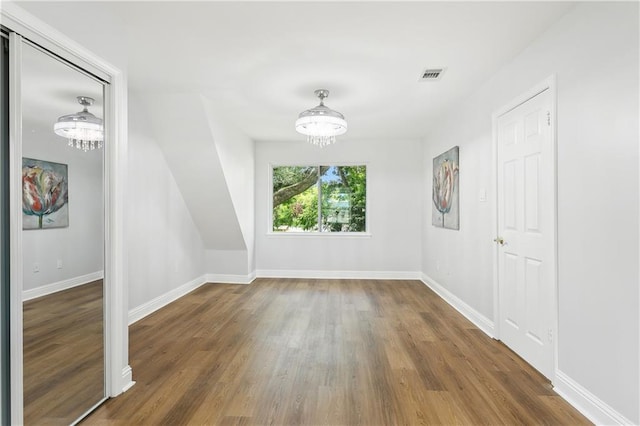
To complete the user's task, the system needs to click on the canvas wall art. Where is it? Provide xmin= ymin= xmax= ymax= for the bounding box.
xmin=22 ymin=158 xmax=69 ymax=230
xmin=432 ymin=146 xmax=459 ymax=230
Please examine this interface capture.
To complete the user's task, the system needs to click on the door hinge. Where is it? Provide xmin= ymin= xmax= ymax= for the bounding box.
xmin=546 ymin=111 xmax=551 ymax=126
xmin=548 ymin=328 xmax=553 ymax=343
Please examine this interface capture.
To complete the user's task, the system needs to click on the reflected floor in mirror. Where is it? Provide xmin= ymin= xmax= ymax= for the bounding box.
xmin=23 ymin=280 xmax=104 ymax=425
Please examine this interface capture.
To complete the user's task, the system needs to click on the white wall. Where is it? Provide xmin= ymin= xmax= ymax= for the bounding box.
xmin=422 ymin=2 xmax=639 ymax=423
xmin=205 ymin=249 xmax=250 ymax=277
xmin=127 ymin=93 xmax=206 ymax=309
xmin=422 ymin=135 xmax=494 ymax=318
xmin=140 ymin=93 xmax=247 ymax=252
xmin=202 ymin=98 xmax=256 ymax=274
xmin=256 ymin=139 xmax=422 ymax=276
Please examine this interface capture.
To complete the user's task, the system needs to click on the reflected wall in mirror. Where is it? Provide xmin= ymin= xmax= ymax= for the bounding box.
xmin=20 ymin=42 xmax=105 ymax=425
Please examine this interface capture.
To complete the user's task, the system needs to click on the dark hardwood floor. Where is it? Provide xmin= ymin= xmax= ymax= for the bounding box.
xmin=23 ymin=280 xmax=104 ymax=425
xmin=86 ymin=278 xmax=590 ymax=425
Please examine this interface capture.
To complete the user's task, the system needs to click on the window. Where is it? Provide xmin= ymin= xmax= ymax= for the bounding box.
xmin=272 ymin=165 xmax=367 ymax=233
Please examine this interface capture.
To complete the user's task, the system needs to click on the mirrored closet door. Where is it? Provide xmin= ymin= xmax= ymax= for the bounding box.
xmin=20 ymin=40 xmax=106 ymax=425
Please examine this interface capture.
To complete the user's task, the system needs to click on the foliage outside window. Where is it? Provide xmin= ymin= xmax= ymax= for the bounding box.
xmin=272 ymin=165 xmax=366 ymax=233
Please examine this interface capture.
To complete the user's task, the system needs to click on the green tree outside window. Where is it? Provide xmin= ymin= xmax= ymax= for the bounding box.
xmin=272 ymin=165 xmax=366 ymax=233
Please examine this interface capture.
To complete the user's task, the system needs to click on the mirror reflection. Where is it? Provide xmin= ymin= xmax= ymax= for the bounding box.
xmin=20 ymin=42 xmax=105 ymax=425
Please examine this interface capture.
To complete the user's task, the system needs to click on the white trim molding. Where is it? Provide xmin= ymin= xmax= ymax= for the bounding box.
xmin=206 ymin=272 xmax=256 ymax=285
xmin=554 ymin=370 xmax=634 ymax=426
xmin=7 ymin=30 xmax=24 ymax=425
xmin=128 ymin=274 xmax=260 ymax=327
xmin=421 ymin=273 xmax=495 ymax=338
xmin=22 ymin=271 xmax=104 ymax=301
xmin=128 ymin=275 xmax=208 ymax=325
xmin=103 ymin=37 xmax=130 ymax=400
xmin=256 ymin=269 xmax=422 ymax=280
xmin=120 ymin=366 xmax=135 ymax=393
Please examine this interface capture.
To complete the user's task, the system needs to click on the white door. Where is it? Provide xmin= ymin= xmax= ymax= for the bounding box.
xmin=496 ymin=87 xmax=555 ymax=379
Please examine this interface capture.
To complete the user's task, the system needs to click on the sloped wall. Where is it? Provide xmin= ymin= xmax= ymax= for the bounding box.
xmin=202 ymin=98 xmax=255 ymax=275
xmin=127 ymin=93 xmax=206 ymax=309
xmin=139 ymin=93 xmax=246 ymax=251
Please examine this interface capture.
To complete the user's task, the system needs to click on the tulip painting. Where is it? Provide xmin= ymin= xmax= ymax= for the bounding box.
xmin=432 ymin=146 xmax=459 ymax=229
xmin=22 ymin=158 xmax=69 ymax=229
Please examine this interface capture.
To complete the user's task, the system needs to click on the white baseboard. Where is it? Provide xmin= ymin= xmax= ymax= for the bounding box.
xmin=553 ymin=370 xmax=634 ymax=426
xmin=121 ymin=269 xmax=634 ymax=426
xmin=420 ymin=273 xmax=495 ymax=338
xmin=255 ymin=269 xmax=422 ymax=280
xmin=128 ymin=275 xmax=207 ymax=325
xmin=23 ymin=270 xmax=104 ymax=301
xmin=419 ymin=274 xmax=634 ymax=425
xmin=205 ymin=271 xmax=256 ymax=285
xmin=120 ymin=365 xmax=135 ymax=394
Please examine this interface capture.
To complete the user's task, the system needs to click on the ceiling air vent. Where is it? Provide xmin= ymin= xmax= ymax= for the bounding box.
xmin=420 ymin=68 xmax=445 ymax=81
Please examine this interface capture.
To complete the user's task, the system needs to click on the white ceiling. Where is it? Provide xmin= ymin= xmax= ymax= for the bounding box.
xmin=18 ymin=1 xmax=574 ymax=142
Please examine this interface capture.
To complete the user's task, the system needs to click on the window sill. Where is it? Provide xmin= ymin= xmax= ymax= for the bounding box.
xmin=266 ymin=232 xmax=372 ymax=239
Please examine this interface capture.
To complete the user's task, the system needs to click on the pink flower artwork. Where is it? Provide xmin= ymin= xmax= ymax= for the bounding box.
xmin=432 ymin=146 xmax=459 ymax=229
xmin=22 ymin=158 xmax=69 ymax=229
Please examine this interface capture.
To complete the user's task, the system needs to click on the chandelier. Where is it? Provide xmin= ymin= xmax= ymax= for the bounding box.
xmin=53 ymin=96 xmax=104 ymax=152
xmin=295 ymin=89 xmax=347 ymax=147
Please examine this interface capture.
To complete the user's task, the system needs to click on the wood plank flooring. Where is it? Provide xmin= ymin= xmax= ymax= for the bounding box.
xmin=86 ymin=278 xmax=590 ymax=425
xmin=23 ymin=280 xmax=104 ymax=425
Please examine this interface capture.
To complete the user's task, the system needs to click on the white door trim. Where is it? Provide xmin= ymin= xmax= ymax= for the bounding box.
xmin=7 ymin=31 xmax=24 ymax=424
xmin=491 ymin=75 xmax=558 ymax=382
xmin=1 ymin=3 xmax=132 ymax=424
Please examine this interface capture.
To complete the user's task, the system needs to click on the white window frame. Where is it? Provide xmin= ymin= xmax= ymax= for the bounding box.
xmin=267 ymin=162 xmax=371 ymax=237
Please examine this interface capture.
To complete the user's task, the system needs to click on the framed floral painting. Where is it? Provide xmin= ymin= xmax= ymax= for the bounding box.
xmin=22 ymin=158 xmax=69 ymax=229
xmin=432 ymin=146 xmax=459 ymax=230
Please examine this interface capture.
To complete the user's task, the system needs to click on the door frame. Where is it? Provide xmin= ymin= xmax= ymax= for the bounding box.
xmin=491 ymin=75 xmax=558 ymax=381
xmin=1 ymin=3 xmax=132 ymax=423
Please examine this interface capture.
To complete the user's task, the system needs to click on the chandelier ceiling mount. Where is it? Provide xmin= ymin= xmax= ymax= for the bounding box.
xmin=295 ymin=89 xmax=347 ymax=148
xmin=53 ymin=96 xmax=104 ymax=152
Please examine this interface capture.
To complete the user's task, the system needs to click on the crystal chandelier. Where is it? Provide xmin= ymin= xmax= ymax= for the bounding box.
xmin=295 ymin=89 xmax=347 ymax=147
xmin=53 ymin=96 xmax=104 ymax=152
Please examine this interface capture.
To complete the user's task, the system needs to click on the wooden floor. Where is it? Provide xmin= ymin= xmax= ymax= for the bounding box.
xmin=86 ymin=279 xmax=590 ymax=425
xmin=23 ymin=280 xmax=105 ymax=425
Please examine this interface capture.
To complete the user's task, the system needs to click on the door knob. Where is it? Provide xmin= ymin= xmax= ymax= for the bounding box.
xmin=493 ymin=237 xmax=505 ymax=245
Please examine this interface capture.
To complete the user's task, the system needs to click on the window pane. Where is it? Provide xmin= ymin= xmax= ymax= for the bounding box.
xmin=272 ymin=166 xmax=319 ymax=232
xmin=272 ymin=165 xmax=366 ymax=233
xmin=320 ymin=166 xmax=366 ymax=232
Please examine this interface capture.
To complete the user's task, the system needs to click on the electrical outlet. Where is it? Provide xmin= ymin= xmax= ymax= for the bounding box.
xmin=57 ymin=259 xmax=63 ymax=269
xmin=33 ymin=263 xmax=39 ymax=273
